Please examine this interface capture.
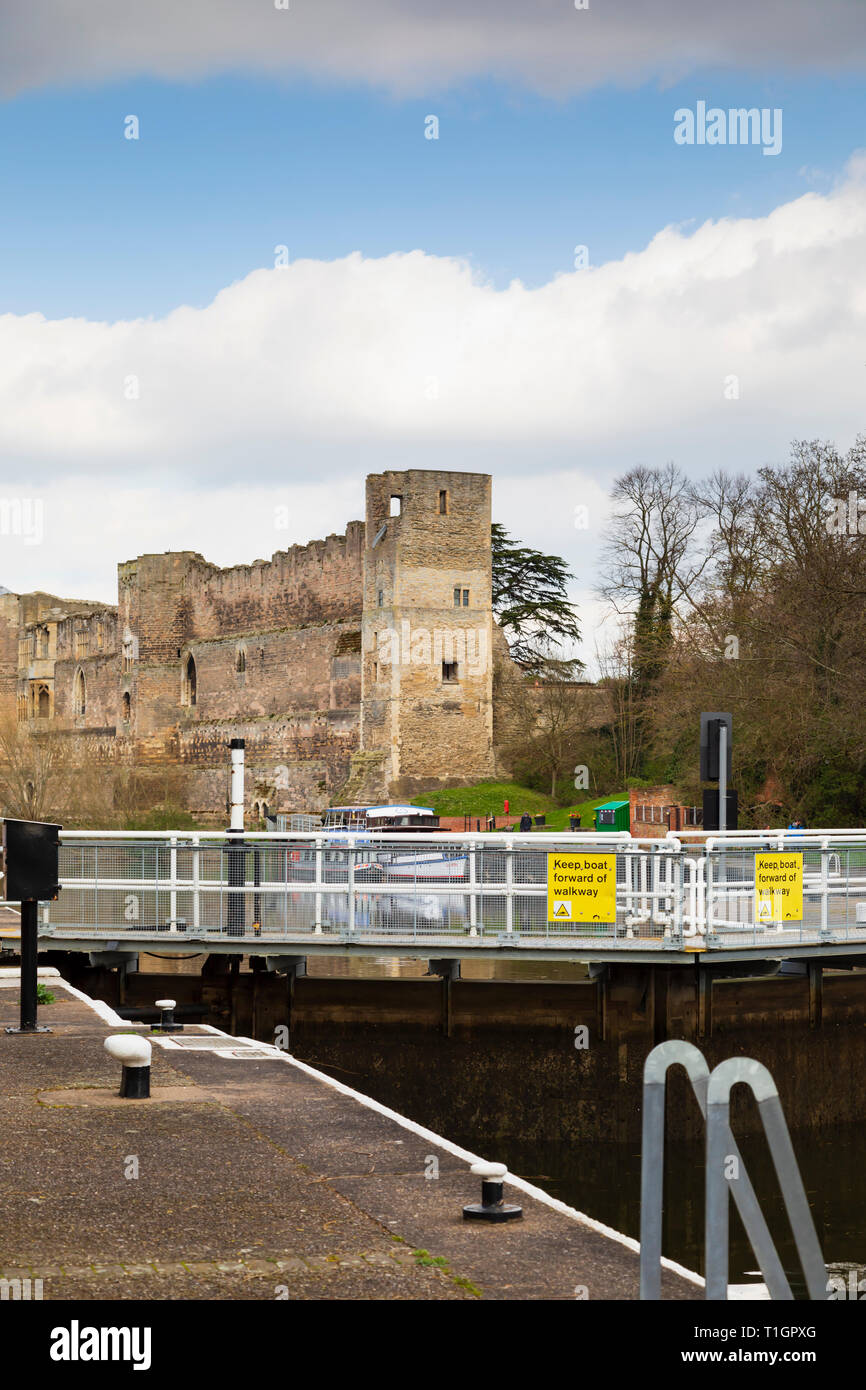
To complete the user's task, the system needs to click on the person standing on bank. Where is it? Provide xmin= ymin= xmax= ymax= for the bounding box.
xmin=519 ymin=811 xmax=532 ymax=833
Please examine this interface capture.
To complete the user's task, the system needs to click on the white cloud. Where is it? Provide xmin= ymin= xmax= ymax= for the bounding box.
xmin=2 ymin=0 xmax=865 ymax=97
xmin=2 ymin=160 xmax=866 ymax=484
xmin=1 ymin=159 xmax=866 ymax=668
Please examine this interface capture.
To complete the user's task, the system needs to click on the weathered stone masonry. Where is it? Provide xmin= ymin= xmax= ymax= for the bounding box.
xmin=3 ymin=470 xmax=500 ymax=818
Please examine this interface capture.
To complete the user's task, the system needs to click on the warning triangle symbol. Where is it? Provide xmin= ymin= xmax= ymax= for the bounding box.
xmin=553 ymin=901 xmax=571 ymax=919
xmin=757 ymin=898 xmax=771 ymax=919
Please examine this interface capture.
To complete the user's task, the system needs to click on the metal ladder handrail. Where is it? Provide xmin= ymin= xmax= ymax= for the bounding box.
xmin=705 ymin=1057 xmax=827 ymax=1301
xmin=640 ymin=1040 xmax=825 ymax=1300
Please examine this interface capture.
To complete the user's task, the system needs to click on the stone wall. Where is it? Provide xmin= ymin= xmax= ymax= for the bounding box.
xmin=361 ymin=469 xmax=495 ymax=793
xmin=6 ymin=471 xmax=512 ymax=818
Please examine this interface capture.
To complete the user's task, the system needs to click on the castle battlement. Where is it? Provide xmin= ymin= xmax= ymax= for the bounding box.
xmin=2 ymin=471 xmax=497 ymax=816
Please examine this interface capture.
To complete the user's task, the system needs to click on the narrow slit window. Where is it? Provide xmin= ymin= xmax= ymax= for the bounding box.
xmin=442 ymin=661 xmax=458 ymax=683
xmin=439 ymin=489 xmax=448 ymax=514
xmin=390 ymin=495 xmax=402 ymax=516
xmin=74 ymin=668 xmax=86 ymax=717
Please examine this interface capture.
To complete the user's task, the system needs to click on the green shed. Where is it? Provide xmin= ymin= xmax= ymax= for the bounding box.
xmin=593 ymin=799 xmax=630 ymax=833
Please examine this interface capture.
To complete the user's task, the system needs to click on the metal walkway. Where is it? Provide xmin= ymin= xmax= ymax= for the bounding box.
xmin=5 ymin=828 xmax=866 ymax=962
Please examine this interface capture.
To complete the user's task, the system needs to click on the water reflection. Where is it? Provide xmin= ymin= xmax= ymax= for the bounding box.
xmin=452 ymin=1125 xmax=866 ymax=1290
xmin=139 ymin=952 xmax=588 ymax=982
xmin=134 ymin=951 xmax=857 ymax=1291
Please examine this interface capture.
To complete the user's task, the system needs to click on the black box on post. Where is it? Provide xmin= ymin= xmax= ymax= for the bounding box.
xmin=702 ymin=789 xmax=738 ymax=832
xmin=700 ymin=712 xmax=733 ymax=782
xmin=2 ymin=819 xmax=61 ymax=902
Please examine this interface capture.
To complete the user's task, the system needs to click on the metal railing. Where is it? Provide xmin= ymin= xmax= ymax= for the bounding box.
xmin=24 ymin=828 xmax=866 ymax=951
xmin=38 ymin=830 xmax=682 ymax=948
xmin=678 ymin=832 xmax=866 ymax=947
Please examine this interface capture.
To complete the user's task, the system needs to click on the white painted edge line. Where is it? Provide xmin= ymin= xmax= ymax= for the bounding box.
xmin=0 ymin=966 xmax=61 ymax=982
xmin=46 ymin=975 xmax=706 ymax=1291
xmin=232 ymin=1032 xmax=706 ymax=1289
xmin=45 ymin=976 xmax=134 ymax=1028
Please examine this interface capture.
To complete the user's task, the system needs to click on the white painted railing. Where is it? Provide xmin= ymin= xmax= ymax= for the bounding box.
xmin=39 ymin=830 xmax=681 ymax=948
xmin=23 ymin=828 xmax=866 ymax=951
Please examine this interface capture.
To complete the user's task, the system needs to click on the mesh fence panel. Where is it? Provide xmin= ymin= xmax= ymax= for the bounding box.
xmin=43 ymin=835 xmax=689 ymax=947
xmin=44 ymin=833 xmax=866 ymax=950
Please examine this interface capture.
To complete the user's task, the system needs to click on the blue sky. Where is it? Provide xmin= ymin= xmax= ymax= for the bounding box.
xmin=0 ymin=1 xmax=865 ymax=643
xmin=1 ymin=70 xmax=863 ymax=321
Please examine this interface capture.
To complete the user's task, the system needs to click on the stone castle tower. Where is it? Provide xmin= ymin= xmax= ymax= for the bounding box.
xmin=359 ymin=470 xmax=494 ymax=794
xmin=5 ymin=469 xmax=498 ymax=817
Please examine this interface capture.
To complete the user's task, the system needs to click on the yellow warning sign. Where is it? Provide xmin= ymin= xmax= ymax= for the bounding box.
xmin=548 ymin=853 xmax=616 ymax=924
xmin=755 ymin=853 xmax=803 ymax=923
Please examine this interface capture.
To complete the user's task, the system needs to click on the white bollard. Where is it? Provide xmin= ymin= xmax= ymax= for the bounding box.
xmin=463 ymin=1160 xmax=522 ymax=1223
xmin=153 ymin=998 xmax=182 ymax=1033
xmin=104 ymin=1034 xmax=152 ymax=1098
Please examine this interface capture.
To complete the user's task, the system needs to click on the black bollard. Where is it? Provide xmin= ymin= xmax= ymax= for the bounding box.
xmin=152 ymin=998 xmax=183 ymax=1033
xmin=104 ymin=1035 xmax=152 ymax=1098
xmin=463 ymin=1161 xmax=523 ymax=1223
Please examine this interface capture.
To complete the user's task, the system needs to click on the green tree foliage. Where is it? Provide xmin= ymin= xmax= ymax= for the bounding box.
xmin=651 ymin=436 xmax=866 ymax=826
xmin=491 ymin=523 xmax=581 ymax=674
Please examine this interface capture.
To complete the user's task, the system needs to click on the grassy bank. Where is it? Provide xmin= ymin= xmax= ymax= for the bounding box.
xmin=411 ymin=783 xmax=622 ymax=831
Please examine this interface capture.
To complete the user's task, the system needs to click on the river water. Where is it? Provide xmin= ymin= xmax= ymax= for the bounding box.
xmin=139 ymin=950 xmax=865 ymax=1290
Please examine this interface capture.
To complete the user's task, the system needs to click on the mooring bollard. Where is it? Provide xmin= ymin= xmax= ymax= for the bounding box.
xmin=104 ymin=1035 xmax=152 ymax=1099
xmin=152 ymin=998 xmax=182 ymax=1033
xmin=463 ymin=1161 xmax=523 ymax=1223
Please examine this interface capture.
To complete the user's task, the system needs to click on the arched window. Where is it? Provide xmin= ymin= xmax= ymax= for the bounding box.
xmin=181 ymin=654 xmax=197 ymax=707
xmin=235 ymin=646 xmax=246 ymax=673
xmin=37 ymin=685 xmax=50 ymax=718
xmin=122 ymin=691 xmax=131 ymax=722
xmin=74 ymin=668 xmax=86 ymax=717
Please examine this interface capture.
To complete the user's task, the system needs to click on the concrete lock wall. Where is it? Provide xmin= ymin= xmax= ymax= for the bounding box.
xmin=53 ymin=957 xmax=866 ymax=1145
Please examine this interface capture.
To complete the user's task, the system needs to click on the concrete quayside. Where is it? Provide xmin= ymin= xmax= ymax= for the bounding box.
xmin=0 ymin=968 xmax=708 ymax=1302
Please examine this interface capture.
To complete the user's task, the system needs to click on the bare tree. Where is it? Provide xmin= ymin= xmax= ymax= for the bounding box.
xmin=0 ymin=718 xmax=74 ymax=821
xmin=599 ymin=462 xmax=709 ymax=692
xmin=691 ymin=469 xmax=767 ymax=600
xmin=499 ymin=660 xmax=591 ymax=797
xmin=595 ymin=628 xmax=646 ymax=783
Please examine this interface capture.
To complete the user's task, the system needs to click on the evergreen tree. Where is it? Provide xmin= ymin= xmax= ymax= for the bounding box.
xmin=491 ymin=523 xmax=581 ymax=674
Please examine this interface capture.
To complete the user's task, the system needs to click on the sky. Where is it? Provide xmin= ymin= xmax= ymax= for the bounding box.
xmin=0 ymin=0 xmax=865 ymax=666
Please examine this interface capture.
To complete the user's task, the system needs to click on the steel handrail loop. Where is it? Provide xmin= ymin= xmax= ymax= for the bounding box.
xmin=640 ymin=1041 xmax=791 ymax=1301
xmin=705 ymin=1056 xmax=827 ymax=1302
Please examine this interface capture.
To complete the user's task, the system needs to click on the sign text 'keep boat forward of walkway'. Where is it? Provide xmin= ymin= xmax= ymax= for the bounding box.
xmin=754 ymin=852 xmax=803 ymax=922
xmin=547 ymin=853 xmax=616 ymax=923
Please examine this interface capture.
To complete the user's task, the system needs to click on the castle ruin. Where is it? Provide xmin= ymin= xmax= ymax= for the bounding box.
xmin=4 ymin=470 xmax=506 ymax=818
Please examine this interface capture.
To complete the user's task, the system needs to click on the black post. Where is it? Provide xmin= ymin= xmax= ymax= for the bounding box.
xmin=19 ymin=899 xmax=38 ymax=1030
xmin=6 ymin=899 xmax=50 ymax=1035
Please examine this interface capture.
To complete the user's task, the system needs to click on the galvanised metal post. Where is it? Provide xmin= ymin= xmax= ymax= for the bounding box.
xmin=706 ymin=1057 xmax=826 ymax=1302
xmin=641 ymin=1042 xmax=790 ymax=1302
